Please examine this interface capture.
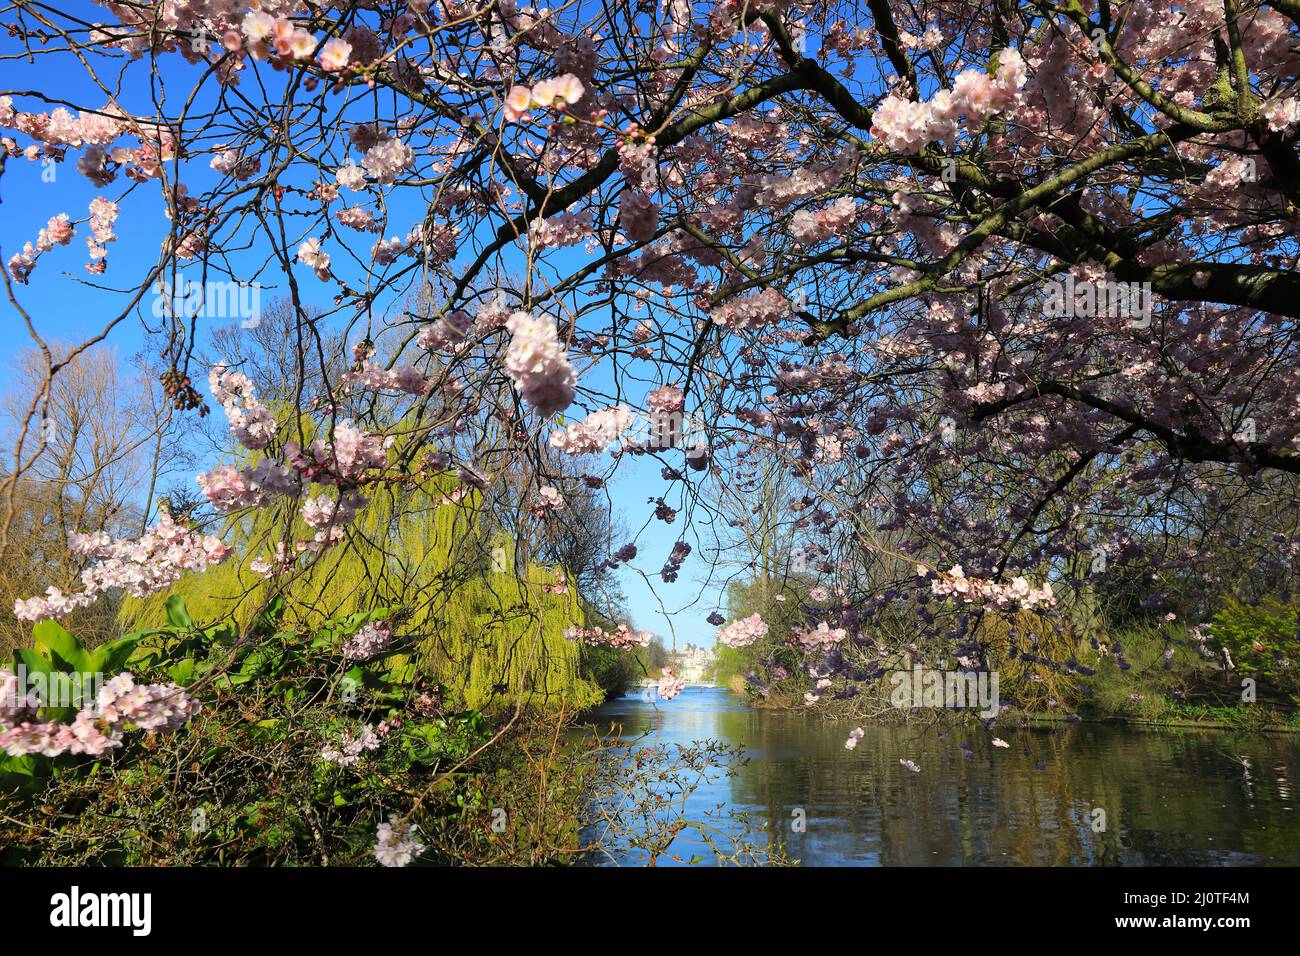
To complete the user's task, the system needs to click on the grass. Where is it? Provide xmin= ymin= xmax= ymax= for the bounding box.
xmin=1077 ymin=623 xmax=1298 ymax=729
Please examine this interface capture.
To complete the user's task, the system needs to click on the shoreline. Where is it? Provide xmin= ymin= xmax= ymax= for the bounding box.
xmin=730 ymin=690 xmax=1300 ymax=734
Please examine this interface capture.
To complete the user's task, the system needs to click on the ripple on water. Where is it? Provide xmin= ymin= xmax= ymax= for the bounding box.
xmin=578 ymin=686 xmax=1300 ymax=866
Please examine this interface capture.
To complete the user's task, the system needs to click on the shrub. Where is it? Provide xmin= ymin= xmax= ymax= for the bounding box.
xmin=1 ymin=597 xmax=598 ymax=865
xmin=1211 ymin=598 xmax=1300 ymax=696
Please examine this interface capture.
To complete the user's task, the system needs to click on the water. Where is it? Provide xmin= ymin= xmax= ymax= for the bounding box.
xmin=581 ymin=686 xmax=1300 ymax=866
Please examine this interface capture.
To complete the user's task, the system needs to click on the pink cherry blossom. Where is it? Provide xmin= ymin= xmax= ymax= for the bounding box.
xmin=717 ymin=613 xmax=768 ymax=648
xmin=619 ymin=190 xmax=659 ymax=243
xmin=563 ymin=623 xmax=651 ymax=650
xmin=296 ymin=238 xmax=331 ymax=279
xmin=210 ymin=364 xmax=276 ymax=450
xmin=319 ymin=38 xmax=351 ymax=72
xmin=373 ymin=814 xmax=424 ymax=867
xmin=656 ymin=666 xmax=686 ymax=701
xmin=529 ymin=485 xmax=565 ymax=516
xmin=342 ymin=622 xmax=392 ymax=660
xmin=0 ymin=669 xmax=199 ymax=758
xmin=549 ymin=407 xmax=634 ymax=455
xmin=15 ymin=512 xmax=229 ymax=622
xmin=503 ymin=310 xmax=577 ymax=416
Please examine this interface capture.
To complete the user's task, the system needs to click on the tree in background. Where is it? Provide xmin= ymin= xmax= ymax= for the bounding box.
xmin=0 ymin=344 xmax=187 ymax=654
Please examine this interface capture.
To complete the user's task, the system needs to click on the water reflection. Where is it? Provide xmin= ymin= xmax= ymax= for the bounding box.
xmin=583 ymin=686 xmax=1300 ymax=866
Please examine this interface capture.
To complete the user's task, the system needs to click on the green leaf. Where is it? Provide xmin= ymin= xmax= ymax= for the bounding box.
xmin=84 ymin=636 xmax=140 ymax=675
xmin=167 ymin=657 xmax=196 ymax=685
xmin=0 ymin=754 xmax=36 ymax=778
xmin=32 ymin=620 xmax=86 ymax=672
xmin=0 ymin=754 xmax=43 ymax=799
xmin=15 ymin=649 xmax=77 ymax=720
xmin=165 ymin=595 xmax=194 ymax=630
xmin=254 ymin=595 xmax=286 ymax=634
xmin=15 ymin=648 xmax=54 ymax=684
xmin=204 ymin=621 xmax=239 ymax=646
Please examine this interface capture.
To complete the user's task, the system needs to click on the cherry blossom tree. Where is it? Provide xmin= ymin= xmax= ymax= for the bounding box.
xmin=3 ymin=0 xmax=1299 ymax=710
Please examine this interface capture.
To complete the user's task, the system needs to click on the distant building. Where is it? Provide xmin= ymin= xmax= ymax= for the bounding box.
xmin=669 ymin=643 xmax=716 ymax=683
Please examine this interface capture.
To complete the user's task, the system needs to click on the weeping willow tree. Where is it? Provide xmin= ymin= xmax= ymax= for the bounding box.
xmin=121 ymin=465 xmax=602 ymax=711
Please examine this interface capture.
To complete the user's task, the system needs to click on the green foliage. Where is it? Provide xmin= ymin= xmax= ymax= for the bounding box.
xmin=1076 ymin=621 xmax=1298 ymax=725
xmin=1080 ymin=624 xmax=1208 ymax=720
xmin=1211 ymin=598 xmax=1300 ymax=693
xmin=119 ymin=476 xmax=604 ymax=711
xmin=715 ymin=574 xmax=813 ymax=697
xmin=1 ymin=602 xmax=600 ymax=865
xmin=578 ymin=644 xmax=640 ymax=700
xmin=712 ymin=643 xmax=751 ymax=688
xmin=0 ymin=620 xmax=140 ymax=796
xmin=1165 ymin=701 xmax=1283 ymax=731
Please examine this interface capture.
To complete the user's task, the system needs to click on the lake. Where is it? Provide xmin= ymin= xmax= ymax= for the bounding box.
xmin=580 ymin=686 xmax=1300 ymax=866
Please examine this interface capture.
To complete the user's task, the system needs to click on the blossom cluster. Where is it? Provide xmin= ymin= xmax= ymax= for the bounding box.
xmin=85 ymin=197 xmax=119 ymax=272
xmin=795 ymin=621 xmax=848 ymax=651
xmin=210 ymin=148 xmax=261 ymax=181
xmin=646 ymin=384 xmax=685 ymax=415
xmin=789 ymin=198 xmax=858 ymax=246
xmin=660 ymin=540 xmax=691 ymax=583
xmin=341 ymin=361 xmax=430 ymax=396
xmin=320 ymin=724 xmax=382 ymax=766
xmin=755 ymin=161 xmax=849 ymax=208
xmin=549 ymin=406 xmax=634 ymax=455
xmin=924 ymin=565 xmax=1056 ymax=611
xmin=7 ymin=214 xmax=75 ymax=284
xmin=1261 ymin=97 xmax=1300 ymax=133
xmin=335 ymin=205 xmax=378 ymax=232
xmin=717 ymin=613 xmax=768 ymax=648
xmin=529 ymin=209 xmax=594 ymax=249
xmin=373 ymin=814 xmax=424 ymax=867
xmin=656 ymin=666 xmax=687 ymax=701
xmin=504 ymin=74 xmax=586 ymax=122
xmin=709 ymin=289 xmax=792 ymax=330
xmin=871 ymin=48 xmax=1028 ymax=154
xmin=210 ymin=364 xmax=277 ymax=450
xmin=619 ymin=191 xmax=659 ymax=243
xmin=360 ymin=134 xmax=414 ymax=185
xmin=341 ymin=622 xmax=392 ymax=661
xmin=416 ymin=310 xmax=474 ymax=353
xmin=293 ymin=423 xmax=391 ymax=485
xmin=529 ymin=485 xmax=566 ymax=516
xmin=1 ymin=96 xmax=122 ymax=151
xmin=503 ymin=310 xmax=578 ymax=416
xmin=196 ymin=460 xmax=300 ymax=513
xmin=296 ymin=237 xmax=331 ymax=280
xmin=563 ymin=623 xmax=651 ymax=650
xmin=301 ymin=491 xmax=361 ymax=531
xmin=14 ymin=512 xmax=229 ymax=622
xmin=0 ymin=671 xmax=200 ymax=758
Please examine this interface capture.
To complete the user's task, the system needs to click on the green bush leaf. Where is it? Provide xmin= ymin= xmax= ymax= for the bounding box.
xmin=167 ymin=657 xmax=196 ymax=685
xmin=165 ymin=595 xmax=194 ymax=630
xmin=85 ymin=636 xmax=140 ymax=675
xmin=32 ymin=620 xmax=86 ymax=672
xmin=15 ymin=648 xmax=53 ymax=683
